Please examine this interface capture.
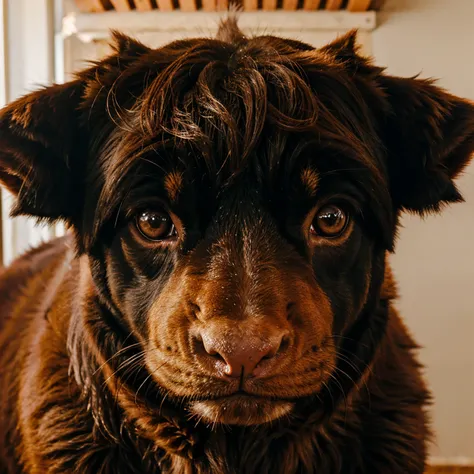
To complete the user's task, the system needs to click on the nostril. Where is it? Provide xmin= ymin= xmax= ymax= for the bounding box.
xmin=205 ymin=346 xmax=224 ymax=360
xmin=207 ymin=349 xmax=227 ymax=366
xmin=192 ymin=334 xmax=228 ymax=366
xmin=192 ymin=335 xmax=206 ymax=356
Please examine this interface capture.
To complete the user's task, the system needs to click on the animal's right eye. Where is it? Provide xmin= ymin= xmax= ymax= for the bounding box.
xmin=135 ymin=209 xmax=176 ymax=241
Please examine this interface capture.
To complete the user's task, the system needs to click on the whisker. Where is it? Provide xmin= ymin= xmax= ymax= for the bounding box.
xmin=93 ymin=340 xmax=143 ymax=376
xmin=102 ymin=351 xmax=146 ymax=388
xmin=327 ymin=368 xmax=349 ymax=426
xmin=134 ymin=359 xmax=170 ymax=405
xmin=333 ymin=359 xmax=372 ymax=411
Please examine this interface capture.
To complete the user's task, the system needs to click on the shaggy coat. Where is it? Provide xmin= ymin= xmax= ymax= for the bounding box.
xmin=0 ymin=21 xmax=473 ymax=474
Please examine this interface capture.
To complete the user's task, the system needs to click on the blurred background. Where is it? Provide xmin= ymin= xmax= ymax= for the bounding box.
xmin=0 ymin=0 xmax=472 ymax=469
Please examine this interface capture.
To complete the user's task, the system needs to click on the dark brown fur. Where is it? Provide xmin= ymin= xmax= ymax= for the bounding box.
xmin=0 ymin=21 xmax=473 ymax=474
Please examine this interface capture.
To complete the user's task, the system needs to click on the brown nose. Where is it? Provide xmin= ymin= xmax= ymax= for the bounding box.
xmin=198 ymin=329 xmax=287 ymax=378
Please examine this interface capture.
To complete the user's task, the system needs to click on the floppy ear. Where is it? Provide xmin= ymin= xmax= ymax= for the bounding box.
xmin=0 ymin=81 xmax=87 ymax=222
xmin=0 ymin=32 xmax=150 ymax=231
xmin=322 ymin=30 xmax=474 ymax=214
xmin=378 ymin=75 xmax=474 ymax=213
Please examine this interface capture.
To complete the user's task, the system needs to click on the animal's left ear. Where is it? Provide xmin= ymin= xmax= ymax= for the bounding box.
xmin=322 ymin=31 xmax=474 ymax=214
xmin=379 ymin=76 xmax=474 ymax=213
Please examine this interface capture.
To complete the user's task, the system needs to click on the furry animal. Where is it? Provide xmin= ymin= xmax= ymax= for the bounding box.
xmin=0 ymin=20 xmax=473 ymax=474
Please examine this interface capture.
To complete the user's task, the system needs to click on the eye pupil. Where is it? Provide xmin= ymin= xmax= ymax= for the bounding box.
xmin=319 ymin=208 xmax=342 ymax=226
xmin=311 ymin=205 xmax=348 ymax=238
xmin=136 ymin=210 xmax=175 ymax=241
xmin=142 ymin=212 xmax=166 ymax=228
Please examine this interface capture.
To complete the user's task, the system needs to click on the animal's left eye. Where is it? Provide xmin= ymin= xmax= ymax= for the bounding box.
xmin=136 ymin=209 xmax=176 ymax=241
xmin=310 ymin=205 xmax=349 ymax=238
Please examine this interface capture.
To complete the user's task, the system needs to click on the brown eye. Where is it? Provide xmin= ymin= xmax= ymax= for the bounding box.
xmin=310 ymin=205 xmax=348 ymax=238
xmin=136 ymin=210 xmax=175 ymax=241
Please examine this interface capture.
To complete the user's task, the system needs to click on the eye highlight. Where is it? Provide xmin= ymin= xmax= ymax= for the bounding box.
xmin=136 ymin=209 xmax=176 ymax=241
xmin=310 ymin=204 xmax=349 ymax=238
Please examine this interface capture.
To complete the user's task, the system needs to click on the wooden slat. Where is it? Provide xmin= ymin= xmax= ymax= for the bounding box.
xmin=347 ymin=0 xmax=371 ymax=11
xmin=70 ymin=11 xmax=376 ymax=35
xmin=243 ymin=0 xmax=257 ymax=11
xmin=134 ymin=0 xmax=153 ymax=10
xmin=216 ymin=0 xmax=228 ymax=9
xmin=178 ymin=0 xmax=197 ymax=11
xmin=74 ymin=0 xmax=105 ymax=12
xmin=283 ymin=0 xmax=297 ymax=10
xmin=156 ymin=0 xmax=173 ymax=10
xmin=110 ymin=0 xmax=131 ymax=11
xmin=262 ymin=0 xmax=277 ymax=10
xmin=325 ymin=0 xmax=342 ymax=10
xmin=202 ymin=0 xmax=216 ymax=11
xmin=303 ymin=0 xmax=320 ymax=10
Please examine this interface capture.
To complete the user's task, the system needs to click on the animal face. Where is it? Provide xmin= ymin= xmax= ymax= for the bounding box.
xmin=0 ymin=22 xmax=473 ymax=428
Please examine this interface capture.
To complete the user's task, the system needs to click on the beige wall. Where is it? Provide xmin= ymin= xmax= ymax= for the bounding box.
xmin=373 ymin=0 xmax=474 ymax=460
xmin=11 ymin=0 xmax=473 ymax=460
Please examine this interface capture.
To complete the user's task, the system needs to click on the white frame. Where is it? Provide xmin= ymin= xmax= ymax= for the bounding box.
xmin=64 ymin=10 xmax=376 ymax=43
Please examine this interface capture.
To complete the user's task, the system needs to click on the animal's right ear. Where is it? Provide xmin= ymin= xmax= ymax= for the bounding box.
xmin=0 ymin=32 xmax=150 ymax=234
xmin=0 ymin=81 xmax=87 ymax=223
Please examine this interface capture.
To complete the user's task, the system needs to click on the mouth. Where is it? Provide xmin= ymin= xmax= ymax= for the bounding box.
xmin=189 ymin=392 xmax=294 ymax=426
